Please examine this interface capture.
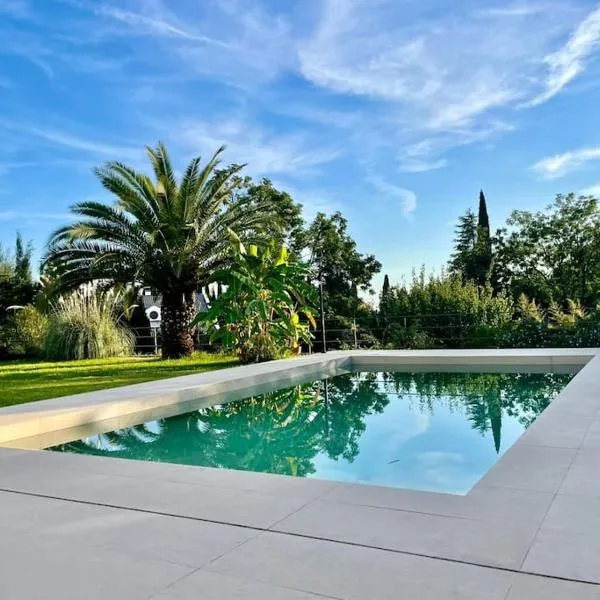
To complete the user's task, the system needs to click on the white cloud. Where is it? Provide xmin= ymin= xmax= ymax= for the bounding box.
xmin=580 ymin=183 xmax=600 ymax=196
xmin=532 ymin=147 xmax=600 ymax=178
xmin=478 ymin=2 xmax=553 ymax=18
xmin=178 ymin=119 xmax=340 ymax=178
xmin=91 ymin=0 xmax=295 ymax=84
xmin=95 ymin=5 xmax=232 ymax=48
xmin=295 ymin=0 xmax=600 ymax=168
xmin=298 ymin=0 xmax=573 ymax=129
xmin=527 ymin=5 xmax=600 ymax=106
xmin=367 ymin=175 xmax=417 ymax=217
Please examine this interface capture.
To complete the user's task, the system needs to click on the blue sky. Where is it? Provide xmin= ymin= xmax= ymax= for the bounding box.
xmin=2 ymin=0 xmax=600 ymax=289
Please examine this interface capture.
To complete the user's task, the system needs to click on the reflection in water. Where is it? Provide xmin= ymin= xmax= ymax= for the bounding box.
xmin=51 ymin=371 xmax=571 ymax=493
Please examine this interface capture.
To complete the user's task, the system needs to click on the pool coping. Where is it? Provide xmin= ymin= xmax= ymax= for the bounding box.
xmin=0 ymin=348 xmax=599 ymax=589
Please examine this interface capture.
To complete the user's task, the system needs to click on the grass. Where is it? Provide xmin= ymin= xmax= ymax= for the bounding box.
xmin=0 ymin=352 xmax=239 ymax=408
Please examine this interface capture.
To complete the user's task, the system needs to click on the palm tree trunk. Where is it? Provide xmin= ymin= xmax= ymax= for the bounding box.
xmin=161 ymin=289 xmax=195 ymax=359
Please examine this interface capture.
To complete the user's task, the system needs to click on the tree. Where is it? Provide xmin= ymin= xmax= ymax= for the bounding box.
xmin=473 ymin=190 xmax=493 ymax=285
xmin=14 ymin=232 xmax=33 ymax=282
xmin=382 ymin=274 xmax=390 ymax=299
xmin=292 ymin=212 xmax=381 ymax=318
xmin=0 ymin=233 xmax=37 ymax=314
xmin=449 ymin=192 xmax=493 ymax=286
xmin=197 ymin=234 xmax=317 ymax=363
xmin=493 ymin=194 xmax=600 ymax=306
xmin=44 ymin=143 xmax=279 ymax=359
xmin=477 ymin=190 xmax=490 ymax=232
xmin=449 ymin=209 xmax=477 ymax=280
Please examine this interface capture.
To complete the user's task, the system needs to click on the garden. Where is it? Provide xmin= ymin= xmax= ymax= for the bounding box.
xmin=2 ymin=143 xmax=600 ymax=407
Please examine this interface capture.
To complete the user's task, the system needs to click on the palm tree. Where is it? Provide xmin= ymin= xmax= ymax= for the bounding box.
xmin=43 ymin=143 xmax=279 ymax=358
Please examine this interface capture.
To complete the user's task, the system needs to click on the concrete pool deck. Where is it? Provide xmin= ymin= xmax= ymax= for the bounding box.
xmin=0 ymin=349 xmax=599 ymax=599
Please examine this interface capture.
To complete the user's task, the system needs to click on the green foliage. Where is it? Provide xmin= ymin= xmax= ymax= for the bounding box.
xmin=292 ymin=211 xmax=381 ymax=318
xmin=495 ymin=194 xmax=600 ymax=305
xmin=381 ymin=269 xmax=513 ymax=347
xmin=0 ymin=233 xmax=38 ymax=315
xmin=384 ymin=323 xmax=439 ymax=349
xmin=197 ymin=236 xmax=317 ymax=364
xmin=11 ymin=306 xmax=48 ymax=357
xmin=43 ymin=143 xmax=282 ymax=359
xmin=449 ymin=193 xmax=493 ymax=286
xmin=449 ymin=209 xmax=477 ymax=280
xmin=44 ymin=290 xmax=134 ymax=361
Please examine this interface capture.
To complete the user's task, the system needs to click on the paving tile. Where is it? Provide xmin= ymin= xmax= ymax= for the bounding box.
xmin=522 ymin=528 xmax=600 ymax=584
xmin=507 ymin=574 xmax=600 ymax=599
xmin=173 ymin=466 xmax=339 ymax=499
xmin=272 ymin=498 xmax=536 ymax=569
xmin=0 ymin=494 xmax=257 ymax=568
xmin=323 ymin=482 xmax=553 ymax=526
xmin=69 ymin=476 xmax=310 ymax=529
xmin=476 ymin=445 xmax=576 ymax=493
xmin=0 ymin=526 xmax=192 ymax=600
xmin=580 ymin=428 xmax=600 ymax=450
xmin=517 ymin=411 xmax=591 ymax=449
xmin=0 ymin=461 xmax=311 ymax=529
xmin=559 ymin=450 xmax=600 ymax=496
xmin=22 ymin=450 xmax=337 ymax=499
xmin=152 ymin=570 xmax=328 ymax=600
xmin=207 ymin=531 xmax=513 ymax=600
xmin=542 ymin=494 xmax=600 ymax=535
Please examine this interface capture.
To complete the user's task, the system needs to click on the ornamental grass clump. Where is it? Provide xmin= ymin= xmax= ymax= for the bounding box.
xmin=44 ymin=290 xmax=134 ymax=360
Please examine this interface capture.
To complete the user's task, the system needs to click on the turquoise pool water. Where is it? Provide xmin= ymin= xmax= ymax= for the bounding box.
xmin=49 ymin=370 xmax=572 ymax=494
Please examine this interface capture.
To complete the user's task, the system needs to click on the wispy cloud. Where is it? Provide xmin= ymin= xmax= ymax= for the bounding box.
xmin=527 ymin=5 xmax=600 ymax=106
xmin=477 ymin=2 xmax=553 ymax=18
xmin=271 ymin=181 xmax=343 ymax=220
xmin=0 ymin=0 xmax=30 ymax=19
xmin=367 ymin=175 xmax=417 ymax=217
xmin=580 ymin=183 xmax=600 ymax=196
xmin=178 ymin=119 xmax=340 ymax=178
xmin=532 ymin=147 xmax=600 ymax=178
xmin=9 ymin=125 xmax=143 ymax=160
xmin=95 ymin=5 xmax=232 ymax=48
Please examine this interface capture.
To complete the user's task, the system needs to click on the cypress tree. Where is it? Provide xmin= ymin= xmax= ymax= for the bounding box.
xmin=478 ymin=190 xmax=490 ymax=233
xmin=474 ymin=190 xmax=493 ymax=285
xmin=380 ymin=274 xmax=391 ymax=315
xmin=382 ymin=274 xmax=390 ymax=298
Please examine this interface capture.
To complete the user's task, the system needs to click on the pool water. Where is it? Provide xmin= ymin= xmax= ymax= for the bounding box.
xmin=49 ymin=370 xmax=572 ymax=494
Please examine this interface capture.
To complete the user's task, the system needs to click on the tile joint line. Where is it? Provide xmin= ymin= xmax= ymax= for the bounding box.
xmin=0 ymin=485 xmax=598 ymax=589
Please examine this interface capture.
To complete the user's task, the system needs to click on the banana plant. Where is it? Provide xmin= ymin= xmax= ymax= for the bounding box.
xmin=195 ymin=232 xmax=317 ymax=363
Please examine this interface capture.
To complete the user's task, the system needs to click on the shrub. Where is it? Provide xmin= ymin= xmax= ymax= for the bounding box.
xmin=11 ymin=305 xmax=48 ymax=357
xmin=44 ymin=291 xmax=134 ymax=360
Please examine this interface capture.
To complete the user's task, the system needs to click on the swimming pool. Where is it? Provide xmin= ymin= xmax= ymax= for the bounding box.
xmin=49 ymin=369 xmax=572 ymax=494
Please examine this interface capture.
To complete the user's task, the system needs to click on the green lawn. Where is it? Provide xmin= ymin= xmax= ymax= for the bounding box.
xmin=0 ymin=353 xmax=239 ymax=408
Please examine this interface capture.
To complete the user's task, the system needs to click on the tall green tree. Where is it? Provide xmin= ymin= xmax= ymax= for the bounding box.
xmin=14 ymin=232 xmax=33 ymax=283
xmin=44 ymin=143 xmax=280 ymax=359
xmin=493 ymin=194 xmax=600 ymax=306
xmin=291 ymin=212 xmax=381 ymax=318
xmin=449 ymin=192 xmax=493 ymax=285
xmin=0 ymin=233 xmax=37 ymax=314
xmin=473 ymin=190 xmax=493 ymax=285
xmin=449 ymin=209 xmax=477 ymax=279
